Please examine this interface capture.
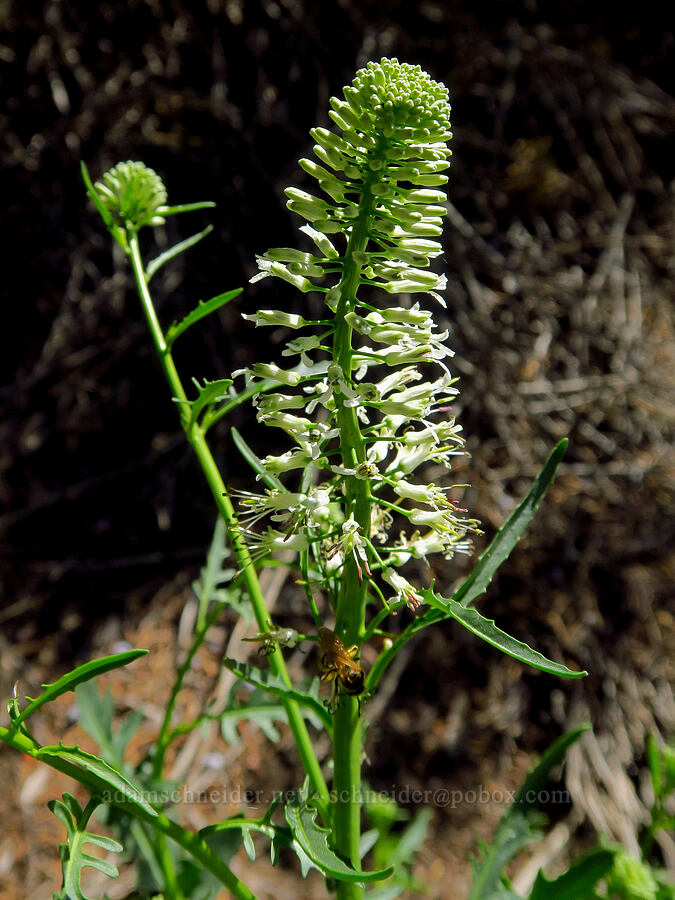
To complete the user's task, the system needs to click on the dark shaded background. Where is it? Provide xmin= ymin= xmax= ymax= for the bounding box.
xmin=1 ymin=1 xmax=674 ymax=897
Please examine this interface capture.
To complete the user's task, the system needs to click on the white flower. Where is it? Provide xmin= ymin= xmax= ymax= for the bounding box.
xmin=242 ymin=363 xmax=303 ymax=386
xmin=392 ymin=479 xmax=448 ymax=507
xmin=325 ymin=515 xmax=371 ymax=582
xmin=242 ymin=310 xmax=309 ymax=328
xmin=281 ymin=335 xmax=323 ymax=367
xmin=260 ymin=449 xmax=313 ymax=475
xmin=382 ymin=568 xmax=424 ymax=611
xmin=247 ymin=528 xmax=311 ymax=555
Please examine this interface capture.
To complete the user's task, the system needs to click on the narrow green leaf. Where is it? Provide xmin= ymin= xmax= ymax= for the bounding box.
xmin=529 ymin=847 xmax=616 ymax=900
xmin=285 ymin=800 xmax=394 ymax=883
xmin=78 ymin=831 xmax=123 ymax=853
xmin=145 ymin=225 xmax=214 ymax=283
xmin=646 ymin=734 xmax=662 ymax=800
xmin=160 ymin=201 xmax=216 ymax=216
xmin=38 ymin=744 xmax=158 ymax=818
xmin=423 ymin=588 xmax=586 ymax=678
xmin=455 ymin=439 xmax=568 ymax=608
xmin=10 ymin=650 xmax=148 ymax=730
xmin=514 ymin=725 xmax=590 ymax=805
xmin=81 ymin=161 xmax=113 ymax=230
xmin=80 ymin=161 xmax=127 ymax=251
xmin=222 ymin=657 xmax=332 ymax=731
xmin=367 ymin=441 xmax=572 ymax=694
xmin=231 ymin=427 xmax=285 ymax=491
xmin=166 ymin=288 xmax=242 ymax=346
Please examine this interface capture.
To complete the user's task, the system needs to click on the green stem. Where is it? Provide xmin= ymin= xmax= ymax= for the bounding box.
xmin=127 ymin=234 xmax=329 ymax=814
xmin=157 ymin=830 xmax=185 ymax=900
xmin=331 ymin=164 xmax=382 ymax=899
xmin=153 ymin=601 xmax=222 ymax=778
xmin=0 ymin=726 xmax=257 ymax=900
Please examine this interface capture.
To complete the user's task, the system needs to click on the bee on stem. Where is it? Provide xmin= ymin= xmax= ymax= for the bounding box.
xmin=318 ymin=626 xmax=366 ymax=711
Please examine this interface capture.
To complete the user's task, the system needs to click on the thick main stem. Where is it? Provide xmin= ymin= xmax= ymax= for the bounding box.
xmin=128 ymin=235 xmax=329 ymax=814
xmin=332 ymin=172 xmax=380 ymax=899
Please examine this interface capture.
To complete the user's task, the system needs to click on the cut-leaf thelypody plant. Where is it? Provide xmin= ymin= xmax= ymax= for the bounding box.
xmin=0 ymin=59 xmax=599 ymax=900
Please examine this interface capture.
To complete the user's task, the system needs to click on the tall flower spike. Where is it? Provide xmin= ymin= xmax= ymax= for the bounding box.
xmin=240 ymin=58 xmax=480 ymax=599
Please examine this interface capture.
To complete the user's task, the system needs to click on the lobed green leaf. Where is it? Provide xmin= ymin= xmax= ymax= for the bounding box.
xmin=222 ymin=657 xmax=332 ymax=732
xmin=38 ymin=744 xmax=158 ymax=818
xmin=49 ymin=793 xmax=123 ymax=900
xmin=9 ymin=650 xmax=147 ymax=730
xmin=166 ymin=288 xmax=242 ymax=346
xmin=422 ymin=587 xmax=586 ymax=678
xmin=285 ymin=798 xmax=394 ymax=884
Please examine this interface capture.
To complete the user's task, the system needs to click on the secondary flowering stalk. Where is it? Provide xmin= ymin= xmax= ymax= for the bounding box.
xmin=238 ymin=58 xmax=481 ymax=893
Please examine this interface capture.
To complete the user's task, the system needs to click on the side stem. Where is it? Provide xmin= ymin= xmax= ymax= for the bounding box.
xmin=127 ymin=233 xmax=329 ymax=813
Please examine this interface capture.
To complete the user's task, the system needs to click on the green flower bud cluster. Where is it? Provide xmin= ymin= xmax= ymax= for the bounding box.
xmin=252 ymin=58 xmax=453 ymax=306
xmin=94 ymin=161 xmax=168 ymax=230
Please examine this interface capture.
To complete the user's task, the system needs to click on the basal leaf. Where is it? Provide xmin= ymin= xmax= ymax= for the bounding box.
xmin=76 ymin=681 xmax=144 ymax=770
xmin=166 ymin=289 xmax=242 ymax=346
xmin=221 ymin=703 xmax=281 ymax=745
xmin=10 ymin=650 xmax=148 ymax=730
xmin=422 ymin=588 xmax=586 ymax=678
xmin=468 ymin=808 xmax=541 ymax=900
xmin=75 ymin=682 xmax=116 ymax=755
xmin=529 ymin=847 xmax=616 ymax=900
xmin=285 ymin=799 xmax=394 ymax=884
xmin=388 ymin=807 xmax=433 ymax=867
xmin=38 ymin=744 xmax=157 ymax=818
